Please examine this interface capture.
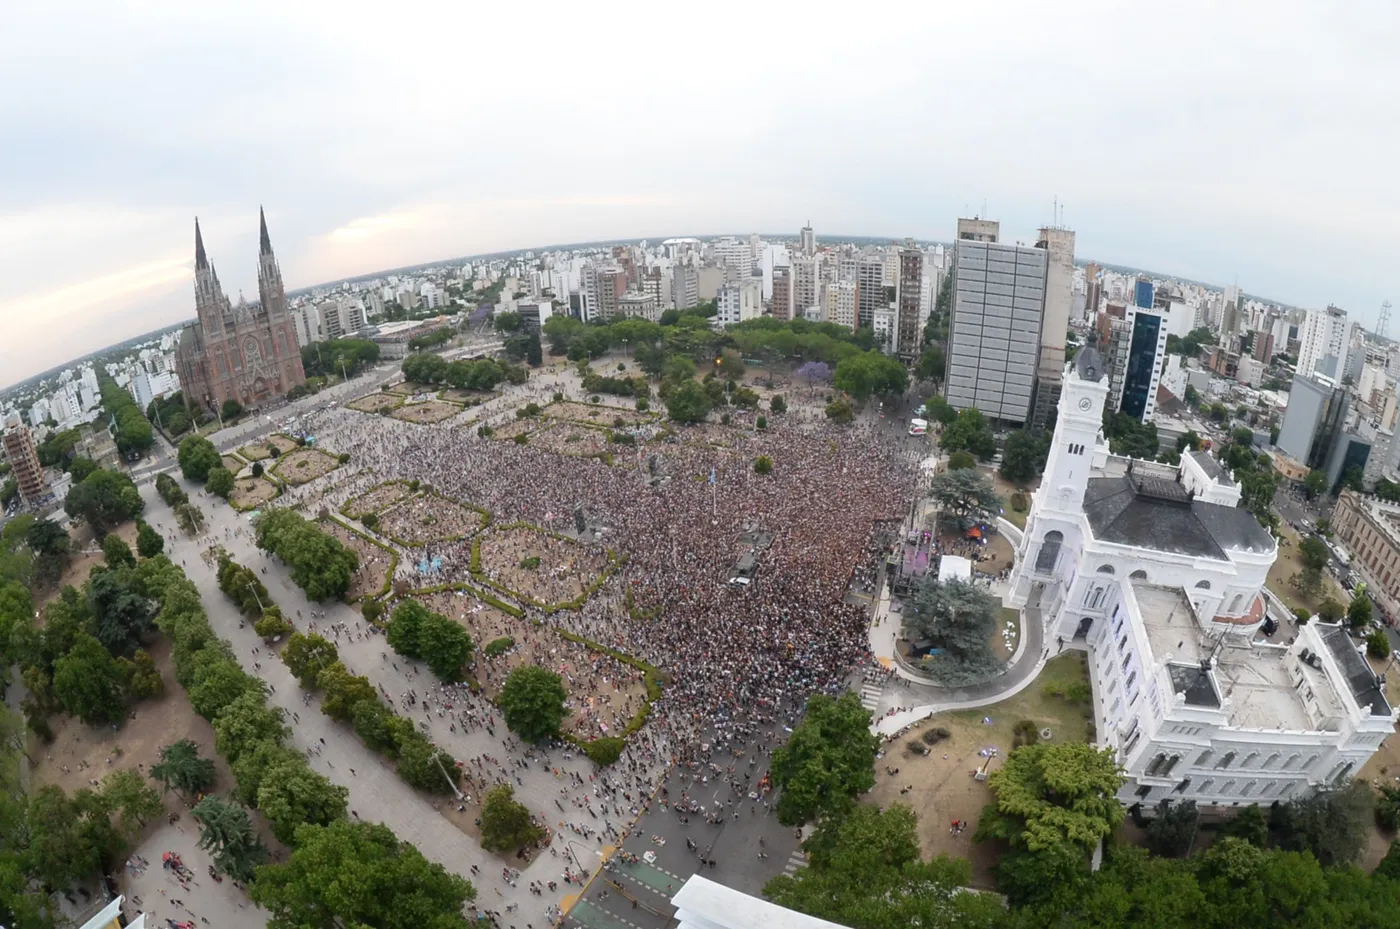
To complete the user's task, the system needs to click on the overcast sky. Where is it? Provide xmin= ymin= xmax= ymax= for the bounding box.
xmin=2 ymin=1 xmax=1398 ymax=388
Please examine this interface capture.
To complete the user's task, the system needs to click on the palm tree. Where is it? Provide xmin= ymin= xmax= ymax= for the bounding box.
xmin=150 ymin=739 xmax=217 ymax=799
xmin=191 ymin=795 xmax=267 ymax=881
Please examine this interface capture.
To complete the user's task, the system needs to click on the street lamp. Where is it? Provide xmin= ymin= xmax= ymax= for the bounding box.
xmin=246 ymin=582 xmax=264 ymax=613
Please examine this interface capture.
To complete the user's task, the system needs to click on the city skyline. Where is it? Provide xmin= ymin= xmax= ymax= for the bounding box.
xmin=4 ymin=3 xmax=1399 ymax=385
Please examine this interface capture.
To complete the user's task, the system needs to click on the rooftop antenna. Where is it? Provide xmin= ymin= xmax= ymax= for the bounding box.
xmin=1378 ymin=300 xmax=1391 ymax=339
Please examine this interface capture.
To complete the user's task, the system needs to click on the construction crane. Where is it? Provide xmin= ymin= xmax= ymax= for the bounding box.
xmin=1378 ymin=300 xmax=1392 ymax=339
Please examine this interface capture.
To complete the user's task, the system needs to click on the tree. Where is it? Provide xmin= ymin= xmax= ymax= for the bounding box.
xmin=1000 ymin=430 xmax=1050 ymax=485
xmin=479 ymin=784 xmax=546 ymax=852
xmin=64 ymin=469 xmax=143 ymax=537
xmin=52 ymin=633 xmax=127 ymax=725
xmin=135 ymin=520 xmax=164 ymax=558
xmin=1347 ymin=595 xmax=1373 ymax=629
xmin=1303 ymin=469 xmax=1328 ymax=500
xmin=116 ymin=648 xmax=162 ymax=699
xmin=1375 ymin=784 xmax=1400 ymax=832
xmin=1274 ymin=780 xmax=1373 ymax=867
xmin=940 ymin=408 xmax=996 ymax=460
xmin=498 ymin=665 xmax=568 ymax=743
xmin=824 ymin=395 xmax=854 ymax=424
xmin=769 ymin=394 xmax=787 ymax=414
xmin=316 ymin=662 xmax=378 ymax=721
xmin=251 ymin=820 xmax=475 ymax=929
xmin=213 ymin=692 xmax=290 ymax=764
xmin=927 ymin=468 xmax=1002 ymax=528
xmin=415 ymin=613 xmax=475 ymax=682
xmin=754 ymin=455 xmax=774 ymax=475
xmin=205 ymin=466 xmax=235 ymax=500
xmin=221 ymin=399 xmax=244 ymax=422
xmin=150 ymin=738 xmax=217 ymax=798
xmin=1218 ymin=803 xmax=1269 ymax=847
xmin=796 ymin=361 xmax=832 ymax=386
xmin=764 ymin=804 xmax=1002 ymax=929
xmin=394 ymin=732 xmax=460 ymax=793
xmin=1318 ymin=598 xmax=1345 ymax=623
xmin=26 ymin=518 xmax=70 ymax=556
xmin=256 ymin=755 xmax=350 ymax=845
xmin=916 ymin=343 xmax=946 ymax=384
xmin=923 ymin=394 xmax=957 ymax=425
xmin=101 ymin=533 xmax=136 ymax=570
xmin=100 ymin=769 xmax=162 ymax=835
xmin=770 ymin=692 xmax=879 ymax=826
xmin=947 ymin=450 xmax=976 ymax=470
xmin=1298 ymin=535 xmax=1331 ymax=592
xmin=833 ymin=351 xmax=908 ymax=401
xmin=251 ymin=460 xmax=265 ymax=478
xmin=386 ymin=599 xmax=430 ymax=659
xmin=1145 ymin=799 xmax=1199 ymax=857
xmin=283 ymin=633 xmax=340 ymax=688
xmin=975 ymin=742 xmax=1125 ymax=859
xmin=255 ymin=509 xmax=359 ymax=602
xmin=905 ymin=577 xmax=1004 ymax=685
xmin=1105 ymin=412 xmax=1160 ymax=459
xmin=192 ymin=795 xmax=267 ymax=882
xmin=88 ymin=567 xmax=153 ymax=655
xmin=178 ymin=435 xmax=222 ymax=483
xmin=24 ymin=784 xmax=125 ymax=891
xmin=1368 ymin=628 xmax=1392 ymax=659
xmin=665 ymin=379 xmax=713 ymax=424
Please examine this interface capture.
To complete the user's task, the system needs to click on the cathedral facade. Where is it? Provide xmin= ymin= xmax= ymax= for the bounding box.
xmin=175 ymin=210 xmax=307 ymax=415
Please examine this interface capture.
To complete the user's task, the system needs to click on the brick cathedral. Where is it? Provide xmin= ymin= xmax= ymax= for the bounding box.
xmin=175 ymin=210 xmax=307 ymax=414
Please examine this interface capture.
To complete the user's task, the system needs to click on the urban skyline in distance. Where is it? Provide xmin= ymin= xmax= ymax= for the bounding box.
xmin=4 ymin=3 xmax=1399 ymax=385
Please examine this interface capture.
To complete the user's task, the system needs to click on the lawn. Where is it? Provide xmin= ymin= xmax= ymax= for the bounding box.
xmin=868 ymin=652 xmax=1092 ymax=889
xmin=1267 ymin=523 xmax=1346 ymax=616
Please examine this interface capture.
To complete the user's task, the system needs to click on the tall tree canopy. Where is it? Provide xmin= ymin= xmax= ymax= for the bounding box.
xmin=770 ymin=692 xmax=879 ymax=826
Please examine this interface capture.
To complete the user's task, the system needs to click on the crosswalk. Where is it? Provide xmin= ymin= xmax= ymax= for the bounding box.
xmin=784 ymin=850 xmax=808 ymax=876
xmin=857 ymin=682 xmax=883 ymax=713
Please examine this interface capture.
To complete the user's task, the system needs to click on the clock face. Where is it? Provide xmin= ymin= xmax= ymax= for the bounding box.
xmin=1078 ymin=397 xmax=1093 ymax=412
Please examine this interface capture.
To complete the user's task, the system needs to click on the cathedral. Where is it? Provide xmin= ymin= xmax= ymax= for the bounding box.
xmin=175 ymin=210 xmax=307 ymax=415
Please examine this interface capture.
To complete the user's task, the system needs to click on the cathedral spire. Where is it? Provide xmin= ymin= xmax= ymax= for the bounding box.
xmin=259 ymin=206 xmax=272 ymax=256
xmin=195 ymin=218 xmax=208 ymax=270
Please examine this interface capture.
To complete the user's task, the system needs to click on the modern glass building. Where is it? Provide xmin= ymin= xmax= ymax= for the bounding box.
xmin=1118 ymin=306 xmax=1168 ymax=421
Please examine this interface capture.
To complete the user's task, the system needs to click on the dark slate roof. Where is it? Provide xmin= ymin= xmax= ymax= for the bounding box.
xmin=1319 ymin=624 xmax=1393 ymax=717
xmin=1190 ymin=449 xmax=1235 ymax=488
xmin=1075 ymin=345 xmax=1105 ymax=383
xmin=1168 ymin=663 xmax=1220 ymax=708
xmin=1083 ymin=475 xmax=1275 ymax=560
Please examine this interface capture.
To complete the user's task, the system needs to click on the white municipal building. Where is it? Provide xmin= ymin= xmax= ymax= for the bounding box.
xmin=1006 ymin=347 xmax=1397 ymax=807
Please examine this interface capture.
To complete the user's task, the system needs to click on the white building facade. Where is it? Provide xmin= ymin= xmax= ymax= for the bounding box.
xmin=1007 ymin=348 xmax=1396 ymax=807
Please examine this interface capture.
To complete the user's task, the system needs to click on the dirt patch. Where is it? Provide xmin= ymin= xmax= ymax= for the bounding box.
xmin=869 ymin=653 xmax=1092 ymax=889
xmin=239 ymin=434 xmax=299 ymax=461
xmin=347 ymin=392 xmax=403 ymax=414
xmin=271 ymin=447 xmax=340 ymax=486
xmin=476 ymin=526 xmax=611 ymax=607
xmin=379 ymin=493 xmax=486 ymax=545
xmin=393 ymin=400 xmax=462 ymax=425
xmin=42 ymin=521 xmax=140 ymax=604
xmin=544 ymin=401 xmax=652 ymax=427
xmin=389 ymin=382 xmax=436 ymax=397
xmin=439 ymin=388 xmax=497 ymax=406
xmin=490 ymin=419 xmax=539 ymax=441
xmin=673 ymin=422 xmax=740 ymax=448
xmin=414 ymin=591 xmax=648 ymax=741
xmin=1268 ymin=524 xmax=1347 ymax=615
xmin=318 ymin=519 xmax=395 ymax=600
xmin=221 ymin=455 xmax=246 ymax=475
xmin=343 ymin=481 xmax=414 ymax=519
xmin=230 ymin=477 xmax=281 ymax=511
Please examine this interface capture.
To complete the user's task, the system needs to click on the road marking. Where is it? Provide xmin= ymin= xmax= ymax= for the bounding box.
xmin=857 ymin=684 xmax=883 ymax=711
xmin=784 ymin=851 xmax=808 ymax=874
xmin=569 ymin=899 xmax=642 ymax=929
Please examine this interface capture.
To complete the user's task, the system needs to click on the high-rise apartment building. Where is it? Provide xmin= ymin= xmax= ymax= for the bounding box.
xmin=823 ymin=280 xmax=857 ymax=330
xmin=583 ymin=264 xmax=626 ymax=322
xmin=1117 ymin=304 xmax=1169 ymax=421
xmin=1277 ymin=373 xmax=1350 ymax=471
xmin=1298 ymin=305 xmax=1353 ymax=379
xmin=671 ymin=266 xmax=699 ymax=311
xmin=799 ymin=223 xmax=815 ymax=257
xmin=895 ymin=249 xmax=924 ymax=359
xmin=712 ymin=238 xmax=753 ymax=284
xmin=770 ymin=266 xmax=793 ymax=322
xmin=945 ymin=240 xmax=1047 ymax=424
xmin=175 ymin=211 xmax=307 ymax=413
xmin=618 ymin=292 xmax=658 ymax=322
xmin=1030 ymin=227 xmax=1076 ymax=430
xmin=855 ymin=254 xmax=888 ymax=334
xmin=791 ymin=257 xmax=820 ymax=319
xmin=715 ymin=281 xmax=762 ymax=328
xmin=2 ymin=417 xmax=51 ymax=508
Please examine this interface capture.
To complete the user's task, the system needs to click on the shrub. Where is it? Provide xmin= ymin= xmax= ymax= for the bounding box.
xmin=361 ymin=599 xmax=383 ymax=623
xmin=1294 ymin=607 xmax=1312 ymax=625
xmin=484 ymin=636 xmax=515 ymax=657
xmin=721 ymin=413 xmax=731 ymax=425
xmin=513 ymin=434 xmax=529 ymax=445
xmin=1368 ymin=629 xmax=1392 ymax=660
xmin=251 ymin=461 xmax=264 ymax=478
xmin=635 ymin=398 xmax=649 ymax=412
xmin=553 ymin=392 xmax=564 ymax=403
xmin=582 ymin=737 xmax=625 ymax=767
xmin=754 ymin=455 xmax=773 ymax=475
xmin=338 ymin=453 xmax=350 ymax=464
xmin=769 ymin=395 xmax=787 ymax=414
xmin=1011 ymin=719 xmax=1039 ymax=748
xmin=360 ymin=512 xmax=379 ymax=530
xmin=756 ymin=415 xmax=767 ymax=430
xmin=478 ymin=425 xmax=493 ymax=438
xmin=1011 ymin=492 xmax=1028 ymax=512
xmin=519 ymin=556 xmax=541 ymax=570
xmin=254 ymin=607 xmax=294 ymax=641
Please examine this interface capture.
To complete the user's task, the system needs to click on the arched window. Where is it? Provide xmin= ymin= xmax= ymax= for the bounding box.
xmin=1302 ymin=754 xmax=1319 ymax=771
xmin=1331 ymin=762 xmax=1355 ymax=784
xmin=1197 ymin=777 xmax=1215 ymax=794
xmin=1161 ymin=755 xmax=1181 ymax=776
xmin=1089 ymin=587 xmax=1106 ymax=610
xmin=1035 ymin=531 xmax=1064 ymax=573
xmin=1129 ymin=569 xmax=1148 ymax=581
xmin=1282 ymin=753 xmax=1300 ymax=771
xmin=1194 ymin=580 xmax=1211 ymax=589
xmin=1146 ymin=753 xmax=1167 ymax=776
xmin=1221 ymin=779 xmax=1236 ymax=795
xmin=1241 ymin=779 xmax=1257 ymax=797
xmin=1242 ymin=752 xmax=1259 ymax=768
xmin=1229 ymin=594 xmax=1244 ymax=613
xmin=1195 ymin=750 xmax=1214 ymax=767
xmin=1215 ymin=751 xmax=1236 ymax=770
xmin=1097 ymin=564 xmax=1115 ymax=575
xmin=1263 ymin=753 xmax=1280 ymax=769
